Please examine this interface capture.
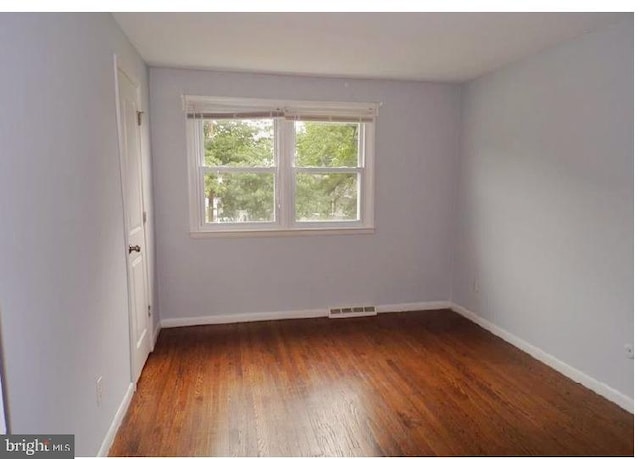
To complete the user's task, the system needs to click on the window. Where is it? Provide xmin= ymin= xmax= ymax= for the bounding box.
xmin=185 ymin=96 xmax=377 ymax=236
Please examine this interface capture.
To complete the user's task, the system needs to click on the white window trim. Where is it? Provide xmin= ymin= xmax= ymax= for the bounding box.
xmin=185 ymin=96 xmax=376 ymax=238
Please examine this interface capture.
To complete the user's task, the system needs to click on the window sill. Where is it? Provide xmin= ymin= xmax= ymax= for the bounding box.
xmin=189 ymin=226 xmax=375 ymax=239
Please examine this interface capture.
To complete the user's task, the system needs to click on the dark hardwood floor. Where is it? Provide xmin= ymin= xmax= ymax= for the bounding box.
xmin=110 ymin=310 xmax=633 ymax=456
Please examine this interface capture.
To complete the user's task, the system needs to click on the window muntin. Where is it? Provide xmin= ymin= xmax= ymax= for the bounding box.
xmin=186 ymin=97 xmax=376 ymax=235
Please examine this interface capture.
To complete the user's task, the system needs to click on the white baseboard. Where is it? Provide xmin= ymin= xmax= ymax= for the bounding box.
xmin=449 ymin=302 xmax=633 ymax=413
xmin=160 ymin=301 xmax=450 ymax=329
xmin=377 ymin=301 xmax=450 ymax=313
xmin=161 ymin=307 xmax=327 ymax=328
xmin=96 ymin=382 xmax=135 ymax=457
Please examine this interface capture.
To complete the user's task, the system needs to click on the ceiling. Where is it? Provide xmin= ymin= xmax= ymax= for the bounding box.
xmin=113 ymin=12 xmax=627 ymax=82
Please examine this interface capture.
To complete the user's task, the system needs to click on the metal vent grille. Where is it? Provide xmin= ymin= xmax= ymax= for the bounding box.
xmin=328 ymin=305 xmax=377 ymax=318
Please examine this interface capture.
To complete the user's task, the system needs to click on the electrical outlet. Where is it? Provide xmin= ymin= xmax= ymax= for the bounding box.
xmin=624 ymin=344 xmax=633 ymax=360
xmin=96 ymin=376 xmax=103 ymax=407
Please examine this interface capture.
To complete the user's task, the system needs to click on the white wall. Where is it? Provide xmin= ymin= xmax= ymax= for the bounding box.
xmin=150 ymin=68 xmax=461 ymax=321
xmin=453 ymin=17 xmax=633 ymax=400
xmin=0 ymin=13 xmax=155 ymax=454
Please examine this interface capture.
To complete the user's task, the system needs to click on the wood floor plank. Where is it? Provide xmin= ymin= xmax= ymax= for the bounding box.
xmin=109 ymin=310 xmax=633 ymax=456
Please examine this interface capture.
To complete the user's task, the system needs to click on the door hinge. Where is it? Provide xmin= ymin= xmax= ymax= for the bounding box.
xmin=143 ymin=211 xmax=147 ymax=224
xmin=148 ymin=305 xmax=151 ymax=318
xmin=137 ymin=111 xmax=143 ymax=126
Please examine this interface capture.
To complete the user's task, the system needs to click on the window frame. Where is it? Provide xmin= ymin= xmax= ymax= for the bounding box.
xmin=185 ymin=97 xmax=376 ymax=238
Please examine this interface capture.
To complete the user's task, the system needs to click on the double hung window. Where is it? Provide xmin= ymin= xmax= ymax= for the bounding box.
xmin=185 ymin=96 xmax=377 ymax=236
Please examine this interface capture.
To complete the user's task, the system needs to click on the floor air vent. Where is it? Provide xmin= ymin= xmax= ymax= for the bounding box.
xmin=329 ymin=305 xmax=377 ymax=318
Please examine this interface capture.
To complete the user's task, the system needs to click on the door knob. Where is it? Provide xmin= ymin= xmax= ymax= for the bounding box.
xmin=129 ymin=245 xmax=141 ymax=254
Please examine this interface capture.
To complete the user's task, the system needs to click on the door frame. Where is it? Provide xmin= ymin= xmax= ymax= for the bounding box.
xmin=113 ymin=54 xmax=153 ymax=383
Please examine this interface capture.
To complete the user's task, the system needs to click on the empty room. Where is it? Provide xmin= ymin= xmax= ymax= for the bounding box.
xmin=0 ymin=8 xmax=634 ymax=457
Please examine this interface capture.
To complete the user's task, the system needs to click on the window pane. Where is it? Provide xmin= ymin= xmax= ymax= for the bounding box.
xmin=203 ymin=119 xmax=274 ymax=167
xmin=204 ymin=173 xmax=275 ymax=223
xmin=295 ymin=173 xmax=358 ymax=222
xmin=295 ymin=121 xmax=359 ymax=167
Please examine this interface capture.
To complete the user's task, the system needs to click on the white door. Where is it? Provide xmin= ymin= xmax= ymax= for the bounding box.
xmin=117 ymin=68 xmax=151 ymax=383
